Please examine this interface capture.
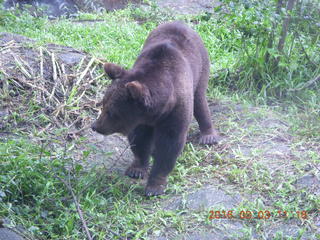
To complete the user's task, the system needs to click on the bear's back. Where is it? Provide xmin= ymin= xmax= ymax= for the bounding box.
xmin=146 ymin=22 xmax=209 ymax=88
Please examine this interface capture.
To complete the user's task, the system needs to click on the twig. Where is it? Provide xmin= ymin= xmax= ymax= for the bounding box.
xmin=38 ymin=123 xmax=52 ymax=134
xmin=56 ymin=143 xmax=93 ymax=240
xmin=312 ymin=162 xmax=320 ymax=173
xmin=76 ymin=56 xmax=86 ymax=73
xmin=52 ymin=52 xmax=58 ymax=82
xmin=12 ymin=53 xmax=32 ymax=79
xmin=288 ymin=74 xmax=320 ymax=92
xmin=55 ymin=174 xmax=93 ymax=240
xmin=39 ymin=46 xmax=44 ymax=79
xmin=90 ymin=73 xmax=105 ymax=83
xmin=18 ymin=54 xmax=34 ymax=77
xmin=67 ymin=125 xmax=91 ymax=135
xmin=49 ymin=75 xmax=59 ymax=101
xmin=76 ymin=57 xmax=95 ymax=86
xmin=0 ymin=40 xmax=16 ymax=53
xmin=53 ymin=103 xmax=66 ymax=117
xmin=60 ymin=63 xmax=67 ymax=96
xmin=68 ymin=87 xmax=87 ymax=106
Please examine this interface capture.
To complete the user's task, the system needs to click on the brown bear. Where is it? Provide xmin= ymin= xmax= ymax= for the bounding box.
xmin=91 ymin=21 xmax=220 ymax=196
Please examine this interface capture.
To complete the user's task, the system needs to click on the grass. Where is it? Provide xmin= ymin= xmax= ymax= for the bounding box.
xmin=0 ymin=1 xmax=319 ymax=239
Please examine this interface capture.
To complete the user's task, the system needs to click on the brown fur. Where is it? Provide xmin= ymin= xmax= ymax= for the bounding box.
xmin=92 ymin=21 xmax=220 ymax=196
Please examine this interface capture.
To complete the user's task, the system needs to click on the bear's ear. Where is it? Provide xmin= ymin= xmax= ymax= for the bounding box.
xmin=125 ymin=81 xmax=152 ymax=107
xmin=104 ymin=63 xmax=126 ymax=80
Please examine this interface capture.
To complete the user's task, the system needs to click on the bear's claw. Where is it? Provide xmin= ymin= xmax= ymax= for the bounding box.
xmin=125 ymin=166 xmax=148 ymax=179
xmin=199 ymin=133 xmax=221 ymax=145
xmin=145 ymin=184 xmax=166 ymax=197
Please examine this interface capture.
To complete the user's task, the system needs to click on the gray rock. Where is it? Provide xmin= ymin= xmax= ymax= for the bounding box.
xmin=156 ymin=0 xmax=222 ymax=15
xmin=0 ymin=32 xmax=35 ymax=44
xmin=156 ymin=221 xmax=246 ymax=240
xmin=262 ymin=141 xmax=291 ymax=156
xmin=0 ymin=228 xmax=25 ymax=240
xmin=264 ymin=221 xmax=312 ymax=240
xmin=181 ymin=232 xmax=222 ymax=240
xmin=263 ymin=120 xmax=287 ymax=129
xmin=0 ymin=107 xmax=9 ymax=131
xmin=165 ymin=186 xmax=242 ymax=211
xmin=4 ymin=0 xmax=78 ymax=18
xmin=295 ymin=174 xmax=320 ymax=195
xmin=58 ymin=52 xmax=85 ymax=65
xmin=79 ymin=129 xmax=133 ymax=173
xmin=296 ymin=175 xmax=320 ymax=187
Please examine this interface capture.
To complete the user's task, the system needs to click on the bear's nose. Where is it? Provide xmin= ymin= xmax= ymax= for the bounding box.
xmin=91 ymin=121 xmax=98 ymax=132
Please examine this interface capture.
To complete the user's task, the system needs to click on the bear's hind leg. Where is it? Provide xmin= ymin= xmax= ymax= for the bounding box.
xmin=126 ymin=125 xmax=154 ymax=179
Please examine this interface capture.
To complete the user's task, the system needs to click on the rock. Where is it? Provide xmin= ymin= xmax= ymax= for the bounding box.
xmin=58 ymin=52 xmax=86 ymax=65
xmin=156 ymin=221 xmax=246 ymax=240
xmin=165 ymin=186 xmax=242 ymax=211
xmin=296 ymin=175 xmax=320 ymax=187
xmin=3 ymin=0 xmax=222 ymax=17
xmin=4 ymin=0 xmax=78 ymax=19
xmin=0 ymin=219 xmax=26 ymax=240
xmin=79 ymin=129 xmax=133 ymax=173
xmin=156 ymin=0 xmax=222 ymax=15
xmin=0 ymin=32 xmax=35 ymax=44
xmin=264 ymin=220 xmax=312 ymax=240
xmin=0 ymin=107 xmax=9 ymax=130
xmin=262 ymin=142 xmax=291 ymax=156
xmin=260 ymin=119 xmax=288 ymax=129
xmin=72 ymin=0 xmax=142 ymax=12
xmin=0 ymin=228 xmax=25 ymax=240
xmin=295 ymin=175 xmax=320 ymax=195
xmin=179 ymin=232 xmax=223 ymax=240
xmin=181 ymin=230 xmax=231 ymax=240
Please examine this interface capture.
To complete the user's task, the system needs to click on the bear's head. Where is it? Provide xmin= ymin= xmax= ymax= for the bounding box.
xmin=91 ymin=63 xmax=152 ymax=136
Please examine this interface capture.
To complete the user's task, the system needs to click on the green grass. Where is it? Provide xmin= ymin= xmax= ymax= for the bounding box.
xmin=0 ymin=1 xmax=319 ymax=239
xmin=0 ymin=139 xmax=181 ymax=239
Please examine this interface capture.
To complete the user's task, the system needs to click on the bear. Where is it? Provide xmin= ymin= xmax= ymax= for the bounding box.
xmin=91 ymin=21 xmax=220 ymax=196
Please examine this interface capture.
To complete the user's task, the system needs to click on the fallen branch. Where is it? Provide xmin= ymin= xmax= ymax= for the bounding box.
xmin=288 ymin=74 xmax=320 ymax=92
xmin=55 ymin=174 xmax=93 ymax=240
xmin=39 ymin=46 xmax=44 ymax=79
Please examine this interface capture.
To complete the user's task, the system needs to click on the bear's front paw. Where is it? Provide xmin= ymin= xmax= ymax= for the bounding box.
xmin=199 ymin=133 xmax=221 ymax=145
xmin=125 ymin=166 xmax=148 ymax=179
xmin=145 ymin=184 xmax=166 ymax=197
